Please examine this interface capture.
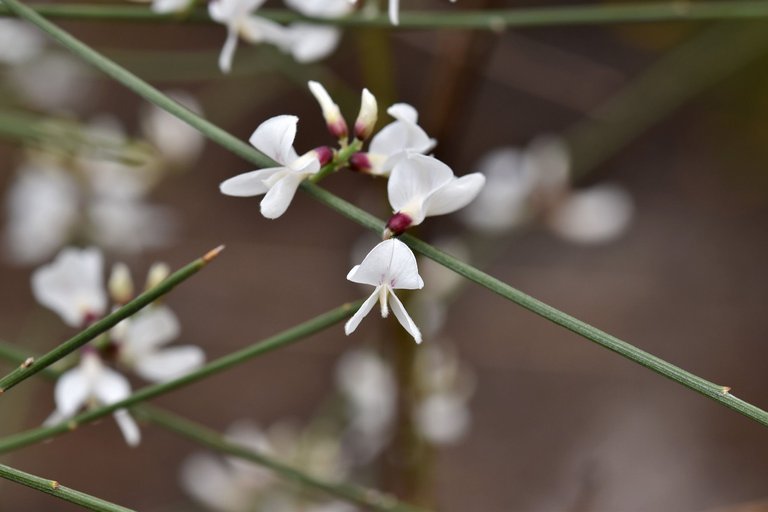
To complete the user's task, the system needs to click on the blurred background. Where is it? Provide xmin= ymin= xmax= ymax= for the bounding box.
xmin=1 ymin=0 xmax=768 ymax=510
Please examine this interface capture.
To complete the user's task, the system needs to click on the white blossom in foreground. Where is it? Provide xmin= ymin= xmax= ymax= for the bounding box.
xmin=548 ymin=184 xmax=634 ymax=244
xmin=219 ymin=115 xmax=326 ymax=218
xmin=385 ymin=153 xmax=485 ymax=235
xmin=115 ymin=305 xmax=205 ymax=382
xmin=31 ymin=247 xmax=107 ymax=328
xmin=209 ymin=0 xmax=286 ymax=73
xmin=350 ymin=103 xmax=435 ymax=176
xmin=345 ymin=239 xmax=424 ymax=343
xmin=45 ymin=350 xmax=140 ymax=446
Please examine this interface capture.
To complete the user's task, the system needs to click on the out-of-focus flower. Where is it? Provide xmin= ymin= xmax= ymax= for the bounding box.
xmin=345 ymin=238 xmax=424 ymax=343
xmin=348 ymin=0 xmax=457 ymax=26
xmin=413 ymin=343 xmax=474 ymax=445
xmin=281 ymin=0 xmax=353 ymax=63
xmin=141 ymin=90 xmax=205 ymax=168
xmin=385 ymin=153 xmax=485 ymax=235
xmin=351 ymin=103 xmax=435 ymax=176
xmin=115 ymin=305 xmax=205 ymax=382
xmin=335 ymin=349 xmax=396 ymax=460
xmin=0 ymin=19 xmax=46 ymax=64
xmin=8 ymin=53 xmax=92 ymax=110
xmin=181 ymin=421 xmax=352 ymax=512
xmin=45 ymin=350 xmax=140 ymax=446
xmin=208 ymin=0 xmax=286 ymax=73
xmin=31 ymin=247 xmax=107 ymax=328
xmin=219 ymin=115 xmax=322 ymax=218
xmin=460 ymin=137 xmax=634 ymax=244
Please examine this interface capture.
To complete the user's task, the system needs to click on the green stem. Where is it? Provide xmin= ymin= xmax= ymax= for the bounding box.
xmin=0 ymin=344 xmax=425 ymax=512
xmin=0 ymin=463 xmax=135 ymax=512
xmin=0 ymin=300 xmax=362 ymax=454
xmin=0 ymin=246 xmax=223 ymax=395
xmin=10 ymin=0 xmax=767 ymax=428
xmin=138 ymin=406 xmax=427 ymax=512
xmin=6 ymin=3 xmax=768 ymax=28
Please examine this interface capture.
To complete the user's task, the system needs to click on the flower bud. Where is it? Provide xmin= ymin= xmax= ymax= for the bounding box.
xmin=354 ymin=88 xmax=377 ymax=141
xmin=108 ymin=262 xmax=134 ymax=305
xmin=348 ymin=152 xmax=372 ymax=173
xmin=308 ymin=80 xmax=348 ymax=140
xmin=313 ymin=146 xmax=334 ymax=166
xmin=145 ymin=262 xmax=170 ymax=291
xmin=384 ymin=212 xmax=413 ymax=237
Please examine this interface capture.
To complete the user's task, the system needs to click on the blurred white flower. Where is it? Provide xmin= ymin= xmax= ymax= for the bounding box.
xmin=348 ymin=0 xmax=457 ymax=25
xmin=140 ymin=90 xmax=205 ymax=167
xmin=352 ymin=103 xmax=435 ymax=176
xmin=385 ymin=153 xmax=485 ymax=235
xmin=335 ymin=349 xmax=396 ymax=460
xmin=219 ymin=115 xmax=323 ymax=218
xmin=413 ymin=343 xmax=474 ymax=445
xmin=115 ymin=305 xmax=205 ymax=382
xmin=208 ymin=0 xmax=286 ymax=73
xmin=45 ymin=350 xmax=140 ymax=447
xmin=31 ymin=247 xmax=107 ymax=328
xmin=547 ymin=184 xmax=634 ymax=245
xmin=345 ymin=238 xmax=424 ymax=343
xmin=0 ymin=19 xmax=46 ymax=64
xmin=281 ymin=0 xmax=353 ymax=63
xmin=151 ymin=0 xmax=193 ymax=13
xmin=8 ymin=53 xmax=92 ymax=110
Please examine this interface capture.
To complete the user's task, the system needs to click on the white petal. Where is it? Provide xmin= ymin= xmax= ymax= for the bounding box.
xmin=248 ymin=115 xmax=299 ymax=165
xmin=386 ymin=239 xmax=423 ymax=289
xmin=93 ymin=367 xmax=132 ymax=405
xmin=141 ymin=90 xmax=205 ymax=166
xmin=388 ymin=0 xmax=400 ymax=25
xmin=415 ymin=394 xmax=469 ymax=444
xmin=347 ymin=239 xmax=397 ymax=286
xmin=53 ymin=367 xmax=89 ymax=418
xmin=354 ymin=88 xmax=378 ymax=139
xmin=239 ymin=15 xmax=289 ymax=45
xmin=133 ymin=345 xmax=205 ymax=382
xmin=284 ymin=24 xmax=341 ymax=63
xmin=344 ymin=287 xmax=381 ymax=335
xmin=369 ymin=104 xmax=435 ymax=165
xmin=31 ymin=247 xmax=107 ymax=327
xmin=151 ymin=0 xmax=190 ymax=13
xmin=180 ymin=454 xmax=252 ymax=512
xmin=549 ymin=184 xmax=633 ymax=244
xmin=123 ymin=305 xmax=181 ymax=356
xmin=113 ymin=409 xmax=141 ymax=447
xmin=387 ymin=154 xmax=454 ymax=221
xmin=423 ymin=172 xmax=486 ymax=217
xmin=0 ymin=19 xmax=46 ymax=64
xmin=387 ymin=103 xmax=418 ymax=124
xmin=219 ymin=167 xmax=283 ymax=197
xmin=218 ymin=30 xmax=239 ymax=73
xmin=284 ymin=0 xmax=352 ymax=17
xmin=259 ymin=172 xmax=305 ymax=219
xmin=388 ymin=290 xmax=422 ymax=343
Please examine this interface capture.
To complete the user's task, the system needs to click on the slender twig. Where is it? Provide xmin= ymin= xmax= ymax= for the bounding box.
xmin=0 ymin=344 xmax=426 ymax=512
xmin=0 ymin=300 xmax=362 ymax=454
xmin=8 ymin=0 xmax=768 ymax=428
xmin=5 ymin=3 xmax=768 ymax=28
xmin=138 ymin=406 xmax=427 ymax=512
xmin=0 ymin=246 xmax=224 ymax=395
xmin=0 ymin=463 xmax=135 ymax=512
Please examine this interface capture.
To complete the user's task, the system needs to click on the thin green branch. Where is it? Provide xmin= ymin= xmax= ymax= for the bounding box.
xmin=0 ymin=246 xmax=224 ymax=395
xmin=0 ymin=463 xmax=135 ymax=512
xmin=0 ymin=300 xmax=362 ymax=454
xmin=5 ymin=2 xmax=768 ymax=28
xmin=138 ymin=406 xmax=426 ymax=512
xmin=0 ymin=344 xmax=424 ymax=512
xmin=8 ymin=0 xmax=768 ymax=428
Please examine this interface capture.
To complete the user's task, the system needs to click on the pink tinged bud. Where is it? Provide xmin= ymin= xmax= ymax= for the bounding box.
xmin=349 ymin=152 xmax=372 ymax=173
xmin=314 ymin=146 xmax=334 ymax=166
xmin=308 ymin=80 xmax=348 ymax=140
xmin=354 ymin=88 xmax=378 ymax=141
xmin=386 ymin=212 xmax=413 ymax=236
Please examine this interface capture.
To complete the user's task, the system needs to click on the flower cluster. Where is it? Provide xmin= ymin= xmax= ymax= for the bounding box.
xmin=33 ymin=246 xmax=205 ymax=445
xmin=220 ymin=81 xmax=486 ymax=343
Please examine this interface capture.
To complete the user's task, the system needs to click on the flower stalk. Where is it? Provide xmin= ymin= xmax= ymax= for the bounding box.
xmin=0 ymin=246 xmax=223 ymax=395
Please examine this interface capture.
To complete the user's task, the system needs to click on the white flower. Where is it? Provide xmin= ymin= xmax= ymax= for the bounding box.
xmin=31 ymin=247 xmax=107 ymax=328
xmin=45 ymin=350 xmax=140 ymax=447
xmin=385 ymin=153 xmax=485 ymax=235
xmin=414 ymin=393 xmax=470 ymax=444
xmin=116 ymin=306 xmax=205 ymax=382
xmin=548 ymin=184 xmax=633 ymax=244
xmin=354 ymin=88 xmax=378 ymax=141
xmin=354 ymin=103 xmax=435 ymax=176
xmin=140 ymin=90 xmax=205 ymax=167
xmin=219 ymin=115 xmax=322 ymax=219
xmin=208 ymin=0 xmax=287 ymax=73
xmin=280 ymin=0 xmax=353 ymax=63
xmin=8 ymin=53 xmax=91 ymax=110
xmin=0 ymin=19 xmax=46 ymax=64
xmin=345 ymin=239 xmax=424 ymax=343
xmin=308 ymin=80 xmax=348 ymax=139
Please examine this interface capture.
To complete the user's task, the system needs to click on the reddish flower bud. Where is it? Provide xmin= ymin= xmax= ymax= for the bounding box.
xmin=314 ymin=146 xmax=334 ymax=166
xmin=349 ymin=152 xmax=372 ymax=173
xmin=385 ymin=212 xmax=413 ymax=236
